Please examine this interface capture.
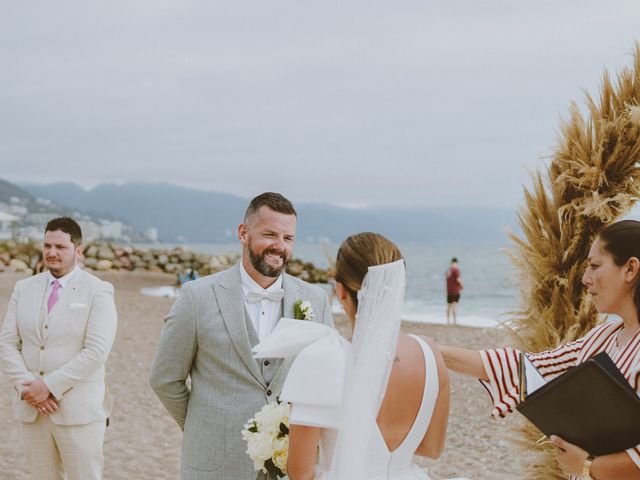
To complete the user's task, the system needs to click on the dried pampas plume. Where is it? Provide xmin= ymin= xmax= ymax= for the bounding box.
xmin=507 ymin=42 xmax=640 ymax=479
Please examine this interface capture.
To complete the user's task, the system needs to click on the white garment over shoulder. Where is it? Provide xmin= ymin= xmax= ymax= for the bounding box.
xmin=293 ymin=334 xmax=438 ymax=480
xmin=253 ymin=259 xmax=472 ymax=480
xmin=254 ymin=321 xmax=439 ymax=480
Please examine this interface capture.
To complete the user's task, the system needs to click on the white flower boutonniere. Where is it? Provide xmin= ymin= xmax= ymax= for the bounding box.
xmin=294 ymin=299 xmax=314 ymax=320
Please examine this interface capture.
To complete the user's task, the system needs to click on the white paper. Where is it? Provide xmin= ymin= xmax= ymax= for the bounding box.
xmin=523 ymin=354 xmax=546 ymax=395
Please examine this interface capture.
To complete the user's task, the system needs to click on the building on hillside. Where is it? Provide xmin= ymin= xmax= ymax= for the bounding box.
xmin=0 ymin=211 xmax=19 ymax=240
xmin=145 ymin=227 xmax=159 ymax=242
xmin=99 ymin=220 xmax=124 ymax=240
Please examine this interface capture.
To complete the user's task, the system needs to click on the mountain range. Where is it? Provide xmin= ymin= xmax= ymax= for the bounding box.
xmin=16 ymin=181 xmax=519 ymax=244
xmin=0 ymin=178 xmax=61 ymax=215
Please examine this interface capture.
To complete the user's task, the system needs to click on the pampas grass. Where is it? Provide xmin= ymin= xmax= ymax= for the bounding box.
xmin=506 ymin=42 xmax=640 ymax=479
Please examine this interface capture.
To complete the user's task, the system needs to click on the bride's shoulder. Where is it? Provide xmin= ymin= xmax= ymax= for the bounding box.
xmin=397 ymin=334 xmax=448 ymax=382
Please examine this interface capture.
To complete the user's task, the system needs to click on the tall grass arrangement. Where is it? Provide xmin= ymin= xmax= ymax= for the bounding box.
xmin=506 ymin=43 xmax=640 ymax=479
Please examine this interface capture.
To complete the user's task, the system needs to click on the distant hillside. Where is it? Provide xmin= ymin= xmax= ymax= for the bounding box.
xmin=0 ymin=178 xmax=35 ymax=203
xmin=21 ymin=182 xmax=518 ymax=244
xmin=24 ymin=182 xmax=247 ymax=242
xmin=0 ymin=178 xmax=60 ymax=214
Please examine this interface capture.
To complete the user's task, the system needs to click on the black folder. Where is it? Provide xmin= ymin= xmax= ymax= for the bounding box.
xmin=516 ymin=351 xmax=640 ymax=456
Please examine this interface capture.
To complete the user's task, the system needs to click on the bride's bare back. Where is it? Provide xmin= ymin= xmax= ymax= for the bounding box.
xmin=376 ymin=333 xmax=450 ymax=458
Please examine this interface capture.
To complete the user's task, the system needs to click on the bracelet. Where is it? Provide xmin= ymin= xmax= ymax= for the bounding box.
xmin=582 ymin=455 xmax=595 ymax=479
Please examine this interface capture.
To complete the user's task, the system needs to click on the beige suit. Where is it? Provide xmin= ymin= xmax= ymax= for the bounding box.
xmin=0 ymin=268 xmax=118 ymax=479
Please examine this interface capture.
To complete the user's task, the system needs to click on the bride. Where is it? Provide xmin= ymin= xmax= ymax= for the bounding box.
xmin=253 ymin=232 xmax=450 ymax=480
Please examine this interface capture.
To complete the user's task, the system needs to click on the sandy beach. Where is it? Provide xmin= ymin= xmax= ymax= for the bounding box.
xmin=0 ymin=271 xmax=535 ymax=480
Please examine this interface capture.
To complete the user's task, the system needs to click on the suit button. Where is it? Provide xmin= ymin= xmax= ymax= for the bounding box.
xmin=263 ymin=360 xmax=270 ymax=367
xmin=40 ymin=345 xmax=45 ymax=350
xmin=266 ymin=389 xmax=272 ymax=397
xmin=39 ymin=371 xmax=45 ymax=376
xmin=44 ymin=325 xmax=48 ymax=330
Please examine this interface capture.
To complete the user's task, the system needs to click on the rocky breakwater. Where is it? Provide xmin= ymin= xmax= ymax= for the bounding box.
xmin=81 ymin=243 xmax=239 ymax=277
xmin=0 ymin=241 xmax=329 ymax=283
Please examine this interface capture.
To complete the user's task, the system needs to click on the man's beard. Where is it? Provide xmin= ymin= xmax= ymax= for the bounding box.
xmin=248 ymin=245 xmax=289 ymax=277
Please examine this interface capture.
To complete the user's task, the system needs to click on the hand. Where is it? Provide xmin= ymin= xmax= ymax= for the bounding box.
xmin=21 ymin=379 xmax=52 ymax=405
xmin=34 ymin=395 xmax=59 ymax=415
xmin=550 ymin=435 xmax=590 ymax=476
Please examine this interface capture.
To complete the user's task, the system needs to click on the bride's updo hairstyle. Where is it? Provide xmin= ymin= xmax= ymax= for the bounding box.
xmin=334 ymin=232 xmax=403 ymax=308
xmin=598 ymin=219 xmax=640 ymax=314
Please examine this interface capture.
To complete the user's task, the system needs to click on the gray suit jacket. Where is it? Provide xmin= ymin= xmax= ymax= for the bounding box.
xmin=149 ymin=263 xmax=333 ymax=480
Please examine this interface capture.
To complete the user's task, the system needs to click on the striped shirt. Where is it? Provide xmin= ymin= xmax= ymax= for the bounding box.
xmin=479 ymin=319 xmax=640 ymax=477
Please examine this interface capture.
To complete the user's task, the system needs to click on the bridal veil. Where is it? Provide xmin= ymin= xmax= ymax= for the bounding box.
xmin=329 ymin=259 xmax=406 ymax=479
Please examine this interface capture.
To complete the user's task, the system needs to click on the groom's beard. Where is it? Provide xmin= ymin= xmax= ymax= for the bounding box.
xmin=248 ymin=245 xmax=290 ymax=278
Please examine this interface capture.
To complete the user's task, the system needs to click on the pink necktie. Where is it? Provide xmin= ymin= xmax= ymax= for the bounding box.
xmin=47 ymin=280 xmax=61 ymax=313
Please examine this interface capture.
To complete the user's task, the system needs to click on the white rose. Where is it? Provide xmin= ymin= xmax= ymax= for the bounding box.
xmin=300 ymin=300 xmax=315 ymax=319
xmin=255 ymin=402 xmax=288 ymax=434
xmin=272 ymin=436 xmax=289 ymax=472
xmin=246 ymin=431 xmax=274 ymax=466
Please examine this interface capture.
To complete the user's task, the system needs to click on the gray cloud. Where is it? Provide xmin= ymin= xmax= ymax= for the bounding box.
xmin=1 ymin=0 xmax=639 ymax=207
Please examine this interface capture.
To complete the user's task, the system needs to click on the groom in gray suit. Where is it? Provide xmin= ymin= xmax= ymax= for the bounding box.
xmin=149 ymin=192 xmax=333 ymax=479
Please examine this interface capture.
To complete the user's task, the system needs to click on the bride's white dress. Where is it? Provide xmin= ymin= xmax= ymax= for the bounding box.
xmin=311 ymin=334 xmax=438 ymax=480
xmin=254 ymin=260 xmax=453 ymax=480
xmin=254 ymin=320 xmax=438 ymax=480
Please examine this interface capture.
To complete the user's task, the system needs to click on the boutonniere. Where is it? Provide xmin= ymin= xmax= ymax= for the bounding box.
xmin=294 ymin=299 xmax=314 ymax=320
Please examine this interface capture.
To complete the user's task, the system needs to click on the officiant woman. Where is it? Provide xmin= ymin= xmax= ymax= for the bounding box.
xmin=439 ymin=220 xmax=640 ymax=480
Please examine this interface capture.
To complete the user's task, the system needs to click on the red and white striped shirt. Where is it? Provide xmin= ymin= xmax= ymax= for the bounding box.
xmin=479 ymin=319 xmax=640 ymax=476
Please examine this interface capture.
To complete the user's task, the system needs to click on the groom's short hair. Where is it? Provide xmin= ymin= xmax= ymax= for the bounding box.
xmin=45 ymin=216 xmax=83 ymax=246
xmin=244 ymin=192 xmax=297 ymax=221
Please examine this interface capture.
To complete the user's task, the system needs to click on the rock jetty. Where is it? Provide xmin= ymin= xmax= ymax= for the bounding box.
xmin=0 ymin=241 xmax=329 ymax=284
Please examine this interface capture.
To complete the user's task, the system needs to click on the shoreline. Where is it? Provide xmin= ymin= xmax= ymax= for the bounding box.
xmin=0 ymin=271 xmax=529 ymax=480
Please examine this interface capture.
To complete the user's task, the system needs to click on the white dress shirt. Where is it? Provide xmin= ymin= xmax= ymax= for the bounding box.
xmin=240 ymin=262 xmax=283 ymax=343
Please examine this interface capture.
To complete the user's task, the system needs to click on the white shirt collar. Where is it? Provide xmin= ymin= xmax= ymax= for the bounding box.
xmin=240 ymin=261 xmax=283 ymax=295
xmin=47 ymin=265 xmax=79 ymax=288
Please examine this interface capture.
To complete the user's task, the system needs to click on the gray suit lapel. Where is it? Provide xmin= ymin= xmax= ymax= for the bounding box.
xmin=214 ymin=264 xmax=266 ymax=388
xmin=269 ymin=274 xmax=302 ymax=389
xmin=244 ymin=305 xmax=259 ymax=347
xmin=282 ymin=274 xmax=302 ymax=321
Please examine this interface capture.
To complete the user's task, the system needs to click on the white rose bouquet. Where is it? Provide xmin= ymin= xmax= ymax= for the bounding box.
xmin=241 ymin=399 xmax=291 ymax=478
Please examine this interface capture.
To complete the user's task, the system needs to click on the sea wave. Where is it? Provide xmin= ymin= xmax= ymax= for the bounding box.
xmin=330 ymin=304 xmax=500 ymax=329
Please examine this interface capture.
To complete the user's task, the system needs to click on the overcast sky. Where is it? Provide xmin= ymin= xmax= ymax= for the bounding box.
xmin=1 ymin=1 xmax=639 ymax=208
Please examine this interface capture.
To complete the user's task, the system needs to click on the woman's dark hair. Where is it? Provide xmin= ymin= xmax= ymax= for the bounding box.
xmin=598 ymin=220 xmax=640 ymax=315
xmin=334 ymin=232 xmax=403 ymax=309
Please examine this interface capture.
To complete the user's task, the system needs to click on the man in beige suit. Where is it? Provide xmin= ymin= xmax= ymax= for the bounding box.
xmin=0 ymin=217 xmax=117 ymax=480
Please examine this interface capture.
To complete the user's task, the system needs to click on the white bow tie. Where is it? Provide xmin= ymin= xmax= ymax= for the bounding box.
xmin=246 ymin=289 xmax=284 ymax=303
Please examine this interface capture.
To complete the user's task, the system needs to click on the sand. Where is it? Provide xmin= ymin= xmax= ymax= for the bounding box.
xmin=0 ymin=271 xmax=535 ymax=480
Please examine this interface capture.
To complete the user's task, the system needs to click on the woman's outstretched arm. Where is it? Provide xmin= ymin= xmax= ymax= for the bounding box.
xmin=439 ymin=345 xmax=489 ymax=381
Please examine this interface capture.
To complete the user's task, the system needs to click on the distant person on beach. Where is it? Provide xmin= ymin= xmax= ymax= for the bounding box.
xmin=439 ymin=220 xmax=640 ymax=479
xmin=149 ymin=192 xmax=333 ymax=480
xmin=446 ymin=257 xmax=463 ymax=325
xmin=0 ymin=217 xmax=118 ymax=480
xmin=176 ymin=268 xmax=199 ymax=287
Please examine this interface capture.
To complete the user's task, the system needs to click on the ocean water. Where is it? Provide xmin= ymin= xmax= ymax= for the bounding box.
xmin=165 ymin=242 xmax=521 ymax=329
